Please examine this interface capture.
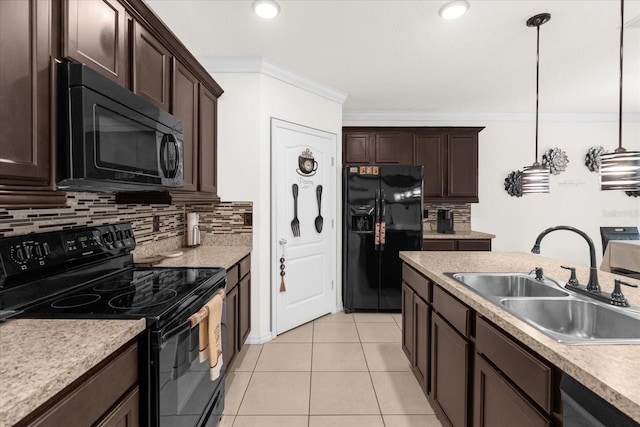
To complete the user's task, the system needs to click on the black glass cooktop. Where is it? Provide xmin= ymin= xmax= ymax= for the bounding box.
xmin=18 ymin=266 xmax=225 ymax=327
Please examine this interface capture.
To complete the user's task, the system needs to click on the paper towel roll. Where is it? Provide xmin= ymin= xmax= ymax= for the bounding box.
xmin=187 ymin=213 xmax=200 ymax=246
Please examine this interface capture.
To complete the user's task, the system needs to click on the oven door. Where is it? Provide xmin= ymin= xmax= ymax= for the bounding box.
xmin=147 ymin=292 xmax=226 ymax=427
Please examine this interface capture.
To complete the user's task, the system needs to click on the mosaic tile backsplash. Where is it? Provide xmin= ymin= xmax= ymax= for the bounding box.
xmin=423 ymin=202 xmax=471 ymax=231
xmin=0 ymin=193 xmax=252 ymax=248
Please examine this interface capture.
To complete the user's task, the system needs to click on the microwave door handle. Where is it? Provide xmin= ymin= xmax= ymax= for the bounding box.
xmin=170 ymin=136 xmax=181 ymax=178
xmin=160 ymin=136 xmax=170 ymax=177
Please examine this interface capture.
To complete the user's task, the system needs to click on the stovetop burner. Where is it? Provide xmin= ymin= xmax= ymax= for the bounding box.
xmin=51 ymin=293 xmax=102 ymax=309
xmin=108 ymin=289 xmax=178 ymax=310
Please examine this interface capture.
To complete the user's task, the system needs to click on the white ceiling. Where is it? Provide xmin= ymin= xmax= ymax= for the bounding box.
xmin=146 ymin=0 xmax=640 ymax=115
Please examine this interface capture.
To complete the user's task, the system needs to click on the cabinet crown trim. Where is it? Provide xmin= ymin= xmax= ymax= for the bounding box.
xmin=343 ymin=111 xmax=640 ymax=123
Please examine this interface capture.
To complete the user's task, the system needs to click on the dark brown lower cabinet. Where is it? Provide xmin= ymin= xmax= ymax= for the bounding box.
xmin=431 ymin=313 xmax=470 ymax=427
xmin=225 ymin=284 xmax=239 ymax=367
xmin=413 ymin=295 xmax=429 ymax=392
xmin=423 ymin=239 xmax=491 ymax=251
xmin=401 ymin=283 xmax=414 ymax=359
xmin=23 ymin=340 xmax=139 ymax=427
xmin=474 ymin=355 xmax=550 ymax=427
xmin=239 ymin=272 xmax=251 ymax=349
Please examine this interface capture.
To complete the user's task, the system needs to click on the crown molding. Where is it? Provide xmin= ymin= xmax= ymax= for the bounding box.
xmin=198 ymin=56 xmax=348 ymax=105
xmin=342 ymin=111 xmax=640 ymax=124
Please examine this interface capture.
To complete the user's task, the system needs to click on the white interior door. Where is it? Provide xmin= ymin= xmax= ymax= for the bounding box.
xmin=272 ymin=118 xmax=336 ymax=335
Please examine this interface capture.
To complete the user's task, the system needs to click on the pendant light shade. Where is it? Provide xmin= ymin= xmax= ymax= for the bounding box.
xmin=600 ymin=0 xmax=640 ymax=191
xmin=522 ymin=13 xmax=551 ymax=194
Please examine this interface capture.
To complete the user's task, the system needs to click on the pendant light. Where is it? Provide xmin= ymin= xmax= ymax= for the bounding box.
xmin=521 ymin=13 xmax=551 ymax=194
xmin=600 ymin=0 xmax=640 ymax=191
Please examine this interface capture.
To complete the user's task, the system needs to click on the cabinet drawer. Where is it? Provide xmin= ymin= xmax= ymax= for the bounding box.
xmin=476 ymin=317 xmax=552 ymax=413
xmin=423 ymin=239 xmax=456 ymax=251
xmin=226 ymin=264 xmax=239 ymax=291
xmin=239 ymin=255 xmax=251 ymax=279
xmin=432 ymin=285 xmax=470 ymax=337
xmin=402 ymin=263 xmax=430 ymax=302
xmin=458 ymin=239 xmax=491 ymax=251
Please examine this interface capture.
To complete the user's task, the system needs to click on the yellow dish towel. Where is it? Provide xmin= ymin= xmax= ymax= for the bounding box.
xmin=197 ymin=290 xmax=225 ymax=380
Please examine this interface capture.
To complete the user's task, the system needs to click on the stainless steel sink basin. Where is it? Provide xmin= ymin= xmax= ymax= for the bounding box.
xmin=446 ymin=272 xmax=640 ymax=345
xmin=450 ymin=273 xmax=569 ymax=298
xmin=500 ymin=298 xmax=640 ymax=344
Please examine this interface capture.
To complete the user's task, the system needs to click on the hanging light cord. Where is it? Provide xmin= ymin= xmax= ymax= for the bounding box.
xmin=617 ymin=0 xmax=624 ymax=152
xmin=535 ymin=22 xmax=541 ymax=163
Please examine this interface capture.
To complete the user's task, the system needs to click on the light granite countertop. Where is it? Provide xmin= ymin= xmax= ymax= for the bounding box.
xmin=135 ymin=245 xmax=252 ymax=270
xmin=399 ymin=251 xmax=640 ymax=424
xmin=0 ymin=318 xmax=146 ymax=427
xmin=423 ymin=230 xmax=495 ymax=239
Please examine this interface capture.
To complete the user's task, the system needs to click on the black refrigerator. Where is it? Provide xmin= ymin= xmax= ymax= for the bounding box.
xmin=342 ymin=165 xmax=423 ymax=312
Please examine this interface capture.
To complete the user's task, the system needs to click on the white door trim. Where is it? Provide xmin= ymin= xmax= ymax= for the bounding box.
xmin=270 ymin=117 xmax=338 ymax=339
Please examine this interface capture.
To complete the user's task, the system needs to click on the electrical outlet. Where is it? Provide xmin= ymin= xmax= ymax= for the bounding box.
xmin=243 ymin=212 xmax=252 ymax=227
xmin=152 ymin=216 xmax=160 ymax=232
xmin=423 ymin=209 xmax=429 ymax=219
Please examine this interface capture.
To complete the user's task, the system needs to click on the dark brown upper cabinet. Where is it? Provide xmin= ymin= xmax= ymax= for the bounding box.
xmin=132 ymin=21 xmax=171 ymax=111
xmin=0 ymin=0 xmax=66 ymax=207
xmin=343 ymin=130 xmax=413 ymax=165
xmin=63 ymin=0 xmax=129 ymax=87
xmin=198 ymin=85 xmax=219 ymax=196
xmin=447 ymin=132 xmax=479 ymax=200
xmin=171 ymin=59 xmax=199 ymax=192
xmin=344 ymin=132 xmax=371 ymax=164
xmin=415 ymin=132 xmax=446 ymax=198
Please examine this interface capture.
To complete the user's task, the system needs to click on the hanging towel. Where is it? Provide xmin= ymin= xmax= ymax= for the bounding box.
xmin=196 ymin=290 xmax=225 ymax=380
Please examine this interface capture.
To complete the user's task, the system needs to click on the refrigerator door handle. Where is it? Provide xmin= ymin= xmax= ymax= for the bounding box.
xmin=374 ymin=189 xmax=380 ymax=251
xmin=380 ymin=189 xmax=386 ymax=250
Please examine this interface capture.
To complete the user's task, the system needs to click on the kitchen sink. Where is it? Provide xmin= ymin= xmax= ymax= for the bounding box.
xmin=446 ymin=272 xmax=640 ymax=345
xmin=500 ymin=298 xmax=640 ymax=344
xmin=450 ymin=273 xmax=569 ymax=298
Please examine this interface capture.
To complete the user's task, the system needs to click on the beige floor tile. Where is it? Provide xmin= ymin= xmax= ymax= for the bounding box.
xmin=231 ymin=344 xmax=263 ymax=372
xmin=371 ymin=372 xmax=433 ymax=414
xmin=310 ymin=372 xmax=380 ymax=415
xmin=217 ymin=415 xmax=235 ymax=427
xmin=353 ymin=312 xmax=396 ymax=323
xmin=313 ymin=322 xmax=359 ymax=343
xmin=312 ymin=343 xmax=368 ymax=371
xmin=362 ymin=343 xmax=411 ymax=371
xmin=223 ymin=372 xmax=252 ymax=415
xmin=271 ymin=322 xmax=313 ymax=343
xmin=356 ymin=322 xmax=402 ymax=342
xmin=255 ymin=343 xmax=312 ymax=371
xmin=233 ymin=416 xmax=309 ymax=427
xmin=309 ymin=415 xmax=384 ymax=427
xmin=314 ymin=311 xmax=355 ymax=323
xmin=392 ymin=313 xmax=403 ymax=324
xmin=383 ymin=414 xmax=443 ymax=426
xmin=238 ymin=372 xmax=311 ymax=415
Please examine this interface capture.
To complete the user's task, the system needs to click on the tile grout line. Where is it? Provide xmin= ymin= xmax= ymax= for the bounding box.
xmin=308 ymin=320 xmax=314 ymax=427
xmin=355 ymin=320 xmax=386 ymax=425
xmin=229 ymin=344 xmax=264 ymax=425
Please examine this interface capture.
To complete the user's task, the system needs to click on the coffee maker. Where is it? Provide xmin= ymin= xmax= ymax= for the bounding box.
xmin=437 ymin=209 xmax=455 ymax=234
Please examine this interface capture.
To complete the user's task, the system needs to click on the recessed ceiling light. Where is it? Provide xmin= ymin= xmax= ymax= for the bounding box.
xmin=439 ymin=0 xmax=470 ymax=20
xmin=253 ymin=0 xmax=280 ymax=19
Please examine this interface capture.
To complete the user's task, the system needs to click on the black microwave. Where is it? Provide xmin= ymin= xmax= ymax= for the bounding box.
xmin=57 ymin=62 xmax=183 ymax=192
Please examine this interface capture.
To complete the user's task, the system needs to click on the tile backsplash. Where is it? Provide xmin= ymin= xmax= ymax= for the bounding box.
xmin=0 ymin=193 xmax=252 ymax=247
xmin=423 ymin=202 xmax=471 ymax=231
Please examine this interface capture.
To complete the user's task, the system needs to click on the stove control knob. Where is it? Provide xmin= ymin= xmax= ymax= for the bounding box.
xmin=102 ymin=232 xmax=114 ymax=245
xmin=32 ymin=243 xmax=47 ymax=259
xmin=14 ymin=246 xmax=28 ymax=262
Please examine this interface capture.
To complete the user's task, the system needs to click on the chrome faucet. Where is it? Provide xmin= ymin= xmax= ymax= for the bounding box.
xmin=531 ymin=225 xmax=601 ymax=293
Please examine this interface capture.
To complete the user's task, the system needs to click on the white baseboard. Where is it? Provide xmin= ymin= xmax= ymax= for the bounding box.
xmin=244 ymin=332 xmax=274 ymax=345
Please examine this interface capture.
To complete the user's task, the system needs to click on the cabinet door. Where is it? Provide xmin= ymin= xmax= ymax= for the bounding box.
xmin=415 ymin=134 xmax=445 ymax=198
xmin=447 ymin=133 xmax=478 ymax=200
xmin=423 ymin=240 xmax=456 ymax=251
xmin=172 ymin=59 xmax=199 ymax=191
xmin=133 ymin=21 xmax=171 ymax=111
xmin=198 ymin=85 xmax=218 ymax=195
xmin=432 ymin=313 xmax=470 ymax=427
xmin=401 ymin=283 xmax=414 ymax=359
xmin=96 ymin=387 xmax=140 ymax=427
xmin=0 ymin=0 xmax=66 ymax=206
xmin=457 ymin=240 xmax=491 ymax=251
xmin=474 ymin=355 xmax=550 ymax=427
xmin=344 ymin=132 xmax=371 ymax=164
xmin=374 ymin=132 xmax=413 ymax=164
xmin=225 ymin=285 xmax=239 ymax=368
xmin=413 ymin=295 xmax=429 ymax=393
xmin=239 ymin=273 xmax=251 ymax=351
xmin=63 ymin=0 xmax=128 ymax=87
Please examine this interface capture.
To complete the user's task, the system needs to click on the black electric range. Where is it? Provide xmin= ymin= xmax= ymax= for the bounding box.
xmin=0 ymin=223 xmax=227 ymax=427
